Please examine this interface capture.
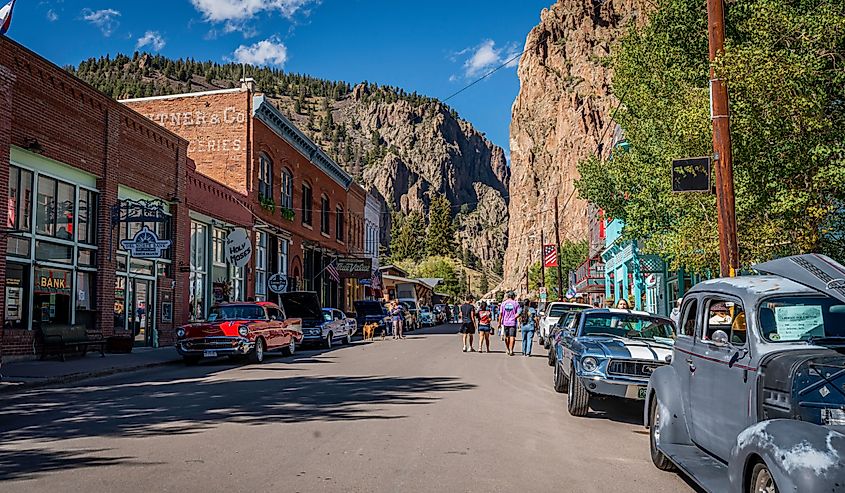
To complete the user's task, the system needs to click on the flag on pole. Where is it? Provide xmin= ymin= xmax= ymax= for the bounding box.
xmin=326 ymin=260 xmax=341 ymax=283
xmin=370 ymin=271 xmax=382 ymax=291
xmin=543 ymin=244 xmax=558 ymax=268
xmin=0 ymin=0 xmax=17 ymax=36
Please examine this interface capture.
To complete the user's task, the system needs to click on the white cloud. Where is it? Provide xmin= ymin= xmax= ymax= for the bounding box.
xmin=454 ymin=39 xmax=522 ymax=80
xmin=233 ymin=37 xmax=288 ymax=66
xmin=46 ymin=9 xmax=58 ymax=22
xmin=136 ymin=31 xmax=166 ymax=51
xmin=191 ymin=0 xmax=317 ymax=22
xmin=81 ymin=8 xmax=121 ymax=37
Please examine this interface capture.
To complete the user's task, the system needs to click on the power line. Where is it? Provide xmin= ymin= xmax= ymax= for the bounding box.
xmin=442 ymin=46 xmax=530 ymax=104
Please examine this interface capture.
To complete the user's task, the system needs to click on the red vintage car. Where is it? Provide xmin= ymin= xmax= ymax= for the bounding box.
xmin=175 ymin=302 xmax=303 ymax=364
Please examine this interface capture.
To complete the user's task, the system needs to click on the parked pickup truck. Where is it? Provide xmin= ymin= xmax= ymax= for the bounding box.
xmin=279 ymin=291 xmax=352 ymax=349
xmin=175 ymin=302 xmax=303 ymax=364
xmin=645 ymin=254 xmax=845 ymax=492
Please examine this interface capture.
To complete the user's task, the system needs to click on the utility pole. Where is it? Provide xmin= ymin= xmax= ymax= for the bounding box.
xmin=707 ymin=0 xmax=739 ymax=277
xmin=540 ymin=229 xmax=546 ymax=291
xmin=554 ymin=196 xmax=564 ymax=299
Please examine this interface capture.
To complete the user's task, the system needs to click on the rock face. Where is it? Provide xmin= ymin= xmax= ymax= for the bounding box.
xmin=503 ymin=0 xmax=647 ymax=290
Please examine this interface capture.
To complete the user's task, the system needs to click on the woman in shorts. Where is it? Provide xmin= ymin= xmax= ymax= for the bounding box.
xmin=476 ymin=301 xmax=493 ymax=352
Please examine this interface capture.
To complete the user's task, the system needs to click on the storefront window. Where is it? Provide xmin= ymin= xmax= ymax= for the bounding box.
xmin=8 ymin=166 xmax=33 ymax=232
xmin=4 ymin=263 xmax=30 ymax=330
xmin=255 ymin=231 xmax=268 ymax=299
xmin=78 ymin=249 xmax=97 ymax=267
xmin=35 ymin=240 xmax=73 ymax=264
xmin=189 ymin=221 xmax=208 ymax=320
xmin=114 ymin=277 xmax=126 ymax=331
xmin=33 ymin=268 xmax=72 ymax=327
xmin=77 ymin=189 xmax=97 ymax=245
xmin=75 ymin=272 xmax=95 ymax=329
xmin=231 ymin=266 xmax=245 ymax=301
xmin=212 ymin=228 xmax=226 ymax=265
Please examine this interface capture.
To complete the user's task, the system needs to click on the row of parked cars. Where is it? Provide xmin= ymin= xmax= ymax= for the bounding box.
xmin=540 ymin=254 xmax=845 ymax=492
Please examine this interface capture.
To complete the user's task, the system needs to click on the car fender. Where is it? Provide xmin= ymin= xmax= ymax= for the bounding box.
xmin=645 ymin=365 xmax=692 ymax=447
xmin=729 ymin=419 xmax=845 ymax=493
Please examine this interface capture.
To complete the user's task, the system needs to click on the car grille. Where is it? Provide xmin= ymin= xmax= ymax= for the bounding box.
xmin=607 ymin=359 xmax=664 ymax=378
xmin=183 ymin=337 xmax=240 ymax=350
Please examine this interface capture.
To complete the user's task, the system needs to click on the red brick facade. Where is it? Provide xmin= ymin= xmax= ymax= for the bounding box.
xmin=0 ymin=37 xmax=189 ymax=357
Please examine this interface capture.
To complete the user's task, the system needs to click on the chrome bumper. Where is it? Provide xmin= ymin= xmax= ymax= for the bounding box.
xmin=176 ymin=336 xmax=253 ymax=356
xmin=576 ymin=374 xmax=650 ymax=400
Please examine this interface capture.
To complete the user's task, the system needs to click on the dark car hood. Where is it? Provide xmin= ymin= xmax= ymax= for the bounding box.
xmin=578 ymin=337 xmax=673 ymax=361
xmin=279 ymin=292 xmax=323 ymax=320
xmin=354 ymin=301 xmax=386 ymax=317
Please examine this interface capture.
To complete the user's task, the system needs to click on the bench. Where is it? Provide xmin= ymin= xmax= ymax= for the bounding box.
xmin=40 ymin=325 xmax=106 ymax=361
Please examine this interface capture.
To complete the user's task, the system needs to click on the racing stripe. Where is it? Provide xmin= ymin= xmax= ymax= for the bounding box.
xmin=626 ymin=345 xmax=657 ymax=361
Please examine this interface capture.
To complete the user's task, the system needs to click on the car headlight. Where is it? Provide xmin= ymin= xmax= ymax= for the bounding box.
xmin=176 ymin=328 xmax=185 ymax=338
xmin=238 ymin=325 xmax=249 ymax=337
xmin=581 ymin=356 xmax=599 ymax=372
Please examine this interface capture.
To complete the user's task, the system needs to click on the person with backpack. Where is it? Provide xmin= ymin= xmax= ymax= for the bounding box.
xmin=459 ymin=296 xmax=477 ymax=352
xmin=519 ymin=299 xmax=538 ymax=357
xmin=499 ymin=292 xmax=520 ymax=356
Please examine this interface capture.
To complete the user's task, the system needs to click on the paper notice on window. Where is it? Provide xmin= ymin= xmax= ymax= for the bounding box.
xmin=774 ymin=305 xmax=824 ymax=341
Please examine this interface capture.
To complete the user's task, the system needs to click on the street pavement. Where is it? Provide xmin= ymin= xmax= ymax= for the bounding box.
xmin=0 ymin=324 xmax=695 ymax=492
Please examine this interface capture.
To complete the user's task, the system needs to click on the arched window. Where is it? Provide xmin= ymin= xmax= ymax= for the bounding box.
xmin=258 ymin=153 xmax=273 ymax=200
xmin=336 ymin=206 xmax=344 ymax=242
xmin=301 ymin=182 xmax=313 ymax=226
xmin=320 ymin=195 xmax=330 ymax=235
xmin=280 ymin=168 xmax=293 ymax=209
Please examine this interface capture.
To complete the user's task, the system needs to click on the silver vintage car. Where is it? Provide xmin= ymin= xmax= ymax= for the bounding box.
xmin=646 ymin=254 xmax=845 ymax=492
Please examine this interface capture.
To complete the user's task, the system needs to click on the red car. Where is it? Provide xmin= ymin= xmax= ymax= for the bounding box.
xmin=175 ymin=302 xmax=303 ymax=364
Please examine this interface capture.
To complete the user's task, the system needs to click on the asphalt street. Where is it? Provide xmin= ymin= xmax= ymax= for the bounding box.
xmin=0 ymin=324 xmax=694 ymax=492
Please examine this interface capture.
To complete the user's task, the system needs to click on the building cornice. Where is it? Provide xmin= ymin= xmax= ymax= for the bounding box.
xmin=252 ymin=95 xmax=352 ymax=190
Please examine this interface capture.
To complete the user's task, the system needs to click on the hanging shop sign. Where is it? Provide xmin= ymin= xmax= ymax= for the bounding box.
xmin=120 ymin=226 xmax=172 ymax=259
xmin=226 ymin=228 xmax=253 ymax=268
xmin=110 ymin=199 xmax=171 ymax=260
xmin=268 ymin=273 xmax=288 ymax=294
xmin=336 ymin=257 xmax=373 ymax=279
xmin=672 ymin=157 xmax=711 ymax=193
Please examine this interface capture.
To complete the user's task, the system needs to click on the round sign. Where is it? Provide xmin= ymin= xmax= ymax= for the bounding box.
xmin=226 ymin=228 xmax=252 ymax=268
xmin=645 ymin=274 xmax=657 ymax=287
xmin=268 ymin=273 xmax=288 ymax=294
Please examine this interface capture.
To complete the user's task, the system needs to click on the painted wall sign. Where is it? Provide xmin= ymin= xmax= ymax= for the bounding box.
xmin=268 ymin=273 xmax=288 ymax=294
xmin=226 ymin=228 xmax=252 ymax=268
xmin=120 ymin=226 xmax=172 ymax=259
xmin=146 ymin=107 xmax=246 ymax=128
xmin=336 ymin=257 xmax=373 ymax=279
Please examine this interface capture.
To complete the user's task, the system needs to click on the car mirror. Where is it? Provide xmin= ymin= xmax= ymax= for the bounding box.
xmin=711 ymin=330 xmax=729 ymax=346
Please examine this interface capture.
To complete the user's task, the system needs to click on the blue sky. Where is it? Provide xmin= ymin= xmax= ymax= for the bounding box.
xmin=5 ymin=0 xmax=554 ymax=158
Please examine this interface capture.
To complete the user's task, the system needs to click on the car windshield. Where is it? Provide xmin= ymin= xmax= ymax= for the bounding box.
xmin=207 ymin=305 xmax=266 ymax=321
xmin=548 ymin=304 xmax=587 ymax=317
xmin=322 ymin=311 xmax=333 ymax=322
xmin=759 ymin=296 xmax=845 ymax=343
xmin=581 ymin=312 xmax=675 ymax=342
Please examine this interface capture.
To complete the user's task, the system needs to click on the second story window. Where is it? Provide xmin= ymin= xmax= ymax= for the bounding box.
xmin=336 ymin=206 xmax=344 ymax=242
xmin=320 ymin=195 xmax=330 ymax=235
xmin=302 ymin=183 xmax=313 ymax=226
xmin=259 ymin=153 xmax=273 ymax=200
xmin=281 ymin=169 xmax=293 ymax=209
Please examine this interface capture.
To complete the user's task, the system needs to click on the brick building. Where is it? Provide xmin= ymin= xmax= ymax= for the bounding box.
xmin=122 ymin=82 xmax=368 ymax=314
xmin=0 ymin=37 xmax=191 ymax=357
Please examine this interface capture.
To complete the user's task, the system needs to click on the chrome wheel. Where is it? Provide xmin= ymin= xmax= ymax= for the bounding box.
xmin=289 ymin=339 xmax=296 ymax=355
xmin=751 ymin=463 xmax=777 ymax=493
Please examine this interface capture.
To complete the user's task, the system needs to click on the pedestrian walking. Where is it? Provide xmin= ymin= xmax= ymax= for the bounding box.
xmin=519 ymin=300 xmax=537 ymax=357
xmin=390 ymin=301 xmax=404 ymax=339
xmin=499 ymin=292 xmax=520 ymax=356
xmin=476 ymin=301 xmax=492 ymax=352
xmin=459 ymin=296 xmax=477 ymax=352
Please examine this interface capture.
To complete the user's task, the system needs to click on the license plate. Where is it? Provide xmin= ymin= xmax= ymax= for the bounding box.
xmin=637 ymin=387 xmax=648 ymax=400
xmin=203 ymin=350 xmax=217 ymax=358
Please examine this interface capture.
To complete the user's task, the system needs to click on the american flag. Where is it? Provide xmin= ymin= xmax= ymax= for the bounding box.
xmin=326 ymin=260 xmax=341 ymax=283
xmin=543 ymin=244 xmax=558 ymax=268
xmin=370 ymin=271 xmax=382 ymax=291
xmin=0 ymin=0 xmax=17 ymax=35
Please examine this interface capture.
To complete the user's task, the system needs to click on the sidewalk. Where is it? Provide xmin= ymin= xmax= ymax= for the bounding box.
xmin=0 ymin=347 xmax=181 ymax=393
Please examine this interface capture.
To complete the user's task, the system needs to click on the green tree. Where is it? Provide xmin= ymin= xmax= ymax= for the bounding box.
xmin=389 ymin=211 xmax=426 ymax=262
xmin=479 ymin=270 xmax=489 ymax=295
xmin=425 ymin=192 xmax=456 ymax=257
xmin=575 ymin=0 xmax=845 ymax=271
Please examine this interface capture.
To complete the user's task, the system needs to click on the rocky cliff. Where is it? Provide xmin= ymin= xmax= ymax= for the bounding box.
xmin=68 ymin=55 xmax=510 ymax=266
xmin=503 ymin=0 xmax=647 ymax=291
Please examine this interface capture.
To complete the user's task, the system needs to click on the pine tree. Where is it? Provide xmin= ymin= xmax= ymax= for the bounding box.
xmin=479 ymin=270 xmax=489 ymax=295
xmin=425 ymin=192 xmax=456 ymax=257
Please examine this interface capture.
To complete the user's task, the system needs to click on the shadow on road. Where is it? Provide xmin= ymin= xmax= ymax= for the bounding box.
xmin=0 ymin=447 xmax=161 ymax=482
xmin=587 ymin=398 xmax=645 ymax=425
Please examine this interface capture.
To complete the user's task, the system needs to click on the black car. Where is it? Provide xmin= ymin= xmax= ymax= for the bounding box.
xmin=547 ymin=309 xmax=584 ymax=367
xmin=353 ymin=300 xmax=390 ymax=336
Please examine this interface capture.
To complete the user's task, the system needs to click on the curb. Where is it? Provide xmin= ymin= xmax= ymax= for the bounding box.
xmin=0 ymin=357 xmax=183 ymax=394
